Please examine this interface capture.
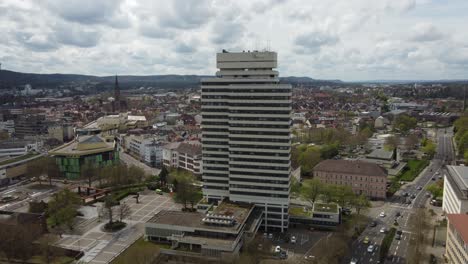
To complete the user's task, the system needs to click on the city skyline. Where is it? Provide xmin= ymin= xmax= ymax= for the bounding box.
xmin=1 ymin=0 xmax=468 ymax=81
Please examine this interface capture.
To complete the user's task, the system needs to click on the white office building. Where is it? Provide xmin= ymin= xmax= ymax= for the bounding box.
xmin=201 ymin=50 xmax=292 ymax=231
xmin=443 ymin=165 xmax=468 ymax=214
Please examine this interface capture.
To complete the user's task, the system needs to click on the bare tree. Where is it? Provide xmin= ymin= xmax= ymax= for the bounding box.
xmin=118 ymin=202 xmax=132 ymax=222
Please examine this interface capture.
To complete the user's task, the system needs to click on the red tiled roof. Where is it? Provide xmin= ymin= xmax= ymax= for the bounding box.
xmin=314 ymin=159 xmax=387 ymax=177
xmin=447 ymin=214 xmax=468 ymax=244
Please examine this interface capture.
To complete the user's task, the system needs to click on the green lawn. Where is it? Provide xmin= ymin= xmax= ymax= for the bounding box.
xmin=0 ymin=152 xmax=40 ymax=166
xmin=314 ymin=203 xmax=339 ymax=213
xmin=111 ymin=237 xmax=166 ymax=264
xmin=289 ymin=206 xmax=311 ymax=217
xmin=400 ymin=159 xmax=429 ymax=181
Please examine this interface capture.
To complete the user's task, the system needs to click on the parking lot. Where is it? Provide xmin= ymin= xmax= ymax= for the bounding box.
xmin=259 ymin=226 xmax=332 ymax=261
xmin=56 ymin=192 xmax=181 ymax=263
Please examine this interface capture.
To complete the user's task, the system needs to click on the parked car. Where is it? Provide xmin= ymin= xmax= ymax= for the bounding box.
xmin=274 ymin=246 xmax=281 ymax=253
xmin=291 ymin=236 xmax=297 ymax=244
xmin=367 ymin=245 xmax=375 ymax=253
xmin=268 ymin=233 xmax=273 ymax=239
xmin=410 ymin=194 xmax=416 ymax=199
xmin=395 ymin=211 xmax=401 ymax=217
xmin=279 ymin=250 xmax=288 ymax=259
xmin=370 ymin=221 xmax=377 ymax=227
xmin=379 ymin=212 xmax=386 ymax=217
xmin=380 ymin=227 xmax=387 ymax=233
xmin=363 ymin=236 xmax=370 ymax=244
xmin=350 ymin=258 xmax=358 ymax=264
xmin=417 ymin=186 xmax=422 ymax=190
xmin=155 ymin=189 xmax=163 ymax=195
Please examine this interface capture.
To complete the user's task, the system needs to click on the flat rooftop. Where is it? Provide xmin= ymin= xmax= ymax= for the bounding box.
xmin=147 ymin=201 xmax=254 ymax=233
xmin=447 ymin=165 xmax=468 ymax=199
xmin=313 ymin=203 xmax=339 ymax=213
xmin=0 ymin=152 xmax=42 ymax=167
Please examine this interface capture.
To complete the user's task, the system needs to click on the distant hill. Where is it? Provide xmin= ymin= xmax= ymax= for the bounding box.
xmin=0 ymin=69 xmax=342 ymax=90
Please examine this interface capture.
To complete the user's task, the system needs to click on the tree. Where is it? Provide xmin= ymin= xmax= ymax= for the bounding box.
xmin=104 ymin=195 xmax=118 ymax=224
xmin=465 ymin=150 xmax=468 ymax=164
xmin=27 ymin=157 xmax=46 ymax=185
xmin=47 ymin=189 xmax=81 ymax=230
xmin=174 ymin=176 xmax=198 ymax=210
xmin=118 ymin=202 xmax=132 ymax=222
xmin=334 ymin=185 xmax=355 ymax=208
xmin=321 ymin=184 xmax=339 ymax=203
xmin=128 ymin=165 xmax=146 ymax=183
xmin=298 ymin=146 xmax=322 ymax=176
xmin=0 ymin=225 xmax=36 ymax=262
xmin=405 ymin=134 xmax=419 ymax=151
xmin=320 ymin=144 xmax=339 ymax=159
xmin=300 ymin=178 xmax=324 ymax=204
xmin=290 ymin=177 xmax=301 ymax=198
xmin=422 ymin=139 xmax=436 ymax=157
xmin=81 ymin=163 xmax=96 ymax=189
xmin=350 ymin=194 xmax=370 ymax=215
xmin=385 ymin=135 xmax=399 ymax=151
xmin=159 ymin=166 xmax=169 ymax=186
xmin=426 ymin=182 xmax=443 ymax=198
xmin=393 ymin=114 xmax=417 ymax=134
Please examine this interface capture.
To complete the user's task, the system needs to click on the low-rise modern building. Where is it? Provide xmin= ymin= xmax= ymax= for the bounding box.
xmin=0 ymin=139 xmax=42 ymax=158
xmin=313 ymin=160 xmax=387 ymax=199
xmin=289 ymin=202 xmax=341 ymax=228
xmin=446 ymin=214 xmax=468 ymax=264
xmin=163 ymin=141 xmax=202 ymax=175
xmin=49 ymin=135 xmax=119 ymax=179
xmin=0 ymin=153 xmax=43 ymax=185
xmin=144 ymin=200 xmax=262 ymax=261
xmin=443 ymin=165 xmax=468 ymax=214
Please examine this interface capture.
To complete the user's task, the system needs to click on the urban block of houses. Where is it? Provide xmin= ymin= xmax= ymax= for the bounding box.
xmin=163 ymin=141 xmax=202 ymax=176
xmin=83 ymin=113 xmax=148 ymax=134
xmin=443 ymin=165 xmax=468 ymax=214
xmin=49 ymin=135 xmax=119 ymax=179
xmin=313 ymin=159 xmax=387 ymax=199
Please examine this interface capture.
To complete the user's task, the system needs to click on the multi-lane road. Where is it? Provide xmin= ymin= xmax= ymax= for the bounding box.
xmin=345 ymin=128 xmax=453 ymax=264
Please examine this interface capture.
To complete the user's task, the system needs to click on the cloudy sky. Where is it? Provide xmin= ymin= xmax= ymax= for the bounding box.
xmin=1 ymin=0 xmax=467 ymax=81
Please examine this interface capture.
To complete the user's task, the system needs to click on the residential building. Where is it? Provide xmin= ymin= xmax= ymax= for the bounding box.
xmin=313 ymin=160 xmax=387 ymax=199
xmin=125 ymin=135 xmax=163 ymax=168
xmin=144 ymin=200 xmax=262 ymax=260
xmin=163 ymin=141 xmax=202 ymax=175
xmin=15 ymin=114 xmax=48 ymax=138
xmin=446 ymin=214 xmax=468 ymax=264
xmin=443 ymin=165 xmax=468 ymax=214
xmin=49 ymin=135 xmax=119 ymax=179
xmin=201 ymin=50 xmax=292 ymax=231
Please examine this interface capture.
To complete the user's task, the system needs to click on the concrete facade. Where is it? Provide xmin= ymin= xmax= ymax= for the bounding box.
xmin=201 ymin=50 xmax=291 ymax=231
xmin=446 ymin=214 xmax=468 ymax=264
xmin=443 ymin=166 xmax=468 ymax=214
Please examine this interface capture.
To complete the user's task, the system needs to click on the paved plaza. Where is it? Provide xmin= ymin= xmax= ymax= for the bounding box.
xmin=56 ymin=192 xmax=181 ymax=263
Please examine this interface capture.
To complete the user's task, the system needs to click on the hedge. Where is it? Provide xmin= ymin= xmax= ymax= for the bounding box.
xmin=380 ymin=227 xmax=396 ymax=262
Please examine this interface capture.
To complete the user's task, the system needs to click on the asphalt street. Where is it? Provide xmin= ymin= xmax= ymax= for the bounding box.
xmin=345 ymin=128 xmax=453 ymax=264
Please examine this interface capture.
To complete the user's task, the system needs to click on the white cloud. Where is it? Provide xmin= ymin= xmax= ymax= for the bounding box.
xmin=1 ymin=0 xmax=467 ymax=80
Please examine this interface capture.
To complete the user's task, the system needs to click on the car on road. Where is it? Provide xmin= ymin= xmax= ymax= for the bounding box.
xmin=379 ymin=211 xmax=386 ymax=217
xmin=436 ymin=172 xmax=440 ymax=175
xmin=274 ymin=245 xmax=281 ymax=253
xmin=363 ymin=236 xmax=370 ymax=244
xmin=279 ymin=250 xmax=287 ymax=259
xmin=405 ymin=199 xmax=412 ymax=204
xmin=417 ymin=186 xmax=423 ymax=190
xmin=395 ymin=211 xmax=401 ymax=217
xmin=291 ymin=236 xmax=296 ymax=244
xmin=370 ymin=221 xmax=377 ymax=227
xmin=367 ymin=245 xmax=375 ymax=253
xmin=432 ymin=177 xmax=436 ymax=181
xmin=403 ymin=192 xmax=409 ymax=197
xmin=380 ymin=227 xmax=387 ymax=233
xmin=350 ymin=258 xmax=358 ymax=264
xmin=410 ymin=194 xmax=416 ymax=199
xmin=268 ymin=233 xmax=273 ymax=239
